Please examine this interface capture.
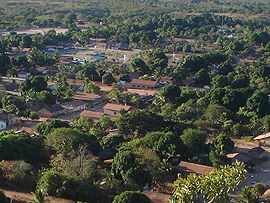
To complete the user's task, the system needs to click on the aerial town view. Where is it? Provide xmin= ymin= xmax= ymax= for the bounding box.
xmin=1 ymin=0 xmax=270 ymax=202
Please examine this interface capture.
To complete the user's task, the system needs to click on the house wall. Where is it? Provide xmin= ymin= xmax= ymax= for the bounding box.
xmin=9 ymin=117 xmax=20 ymax=125
xmin=104 ymin=109 xmax=120 ymax=117
xmin=125 ymin=83 xmax=156 ymax=90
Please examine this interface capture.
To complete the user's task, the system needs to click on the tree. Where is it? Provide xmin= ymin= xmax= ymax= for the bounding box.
xmin=155 ymin=132 xmax=185 ymax=164
xmin=172 ymin=162 xmax=247 ymax=203
xmin=130 ymin=58 xmax=150 ymax=74
xmin=71 ymin=116 xmax=94 ymax=132
xmin=35 ymin=120 xmax=70 ymax=136
xmin=212 ymin=134 xmax=234 ymax=155
xmin=246 ymin=91 xmax=270 ymax=117
xmin=159 ymin=85 xmax=181 ymax=104
xmin=102 ymin=72 xmax=116 ymax=85
xmin=146 ymin=50 xmax=168 ymax=76
xmin=36 ymin=90 xmax=56 ymax=105
xmin=181 ymin=128 xmax=207 ymax=156
xmin=113 ymin=191 xmax=152 ymax=203
xmin=29 ymin=189 xmax=46 ymax=203
xmin=195 ymin=69 xmax=210 ymax=86
xmin=117 ymin=110 xmax=165 ymax=137
xmin=76 ymin=63 xmax=100 ymax=81
xmin=111 ymin=150 xmax=150 ymax=188
xmin=46 ymin=128 xmax=100 ymax=154
xmin=234 ymin=186 xmax=256 ymax=203
xmin=101 ymin=135 xmax=124 ymax=150
xmin=211 ymin=75 xmax=229 ymax=88
xmin=84 ymin=82 xmax=100 ymax=94
xmin=20 ymin=36 xmax=32 ymax=48
xmin=20 ymin=76 xmax=48 ymax=92
xmin=37 ymin=169 xmax=65 ymax=196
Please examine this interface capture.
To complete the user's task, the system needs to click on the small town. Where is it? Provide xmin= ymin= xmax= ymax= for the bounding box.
xmin=1 ymin=0 xmax=270 ymax=202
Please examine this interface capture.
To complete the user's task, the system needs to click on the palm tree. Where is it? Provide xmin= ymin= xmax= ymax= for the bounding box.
xmin=234 ymin=186 xmax=256 ymax=203
xmin=29 ymin=189 xmax=46 ymax=203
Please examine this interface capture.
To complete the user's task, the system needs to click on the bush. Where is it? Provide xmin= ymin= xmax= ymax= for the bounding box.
xmin=113 ymin=191 xmax=151 ymax=203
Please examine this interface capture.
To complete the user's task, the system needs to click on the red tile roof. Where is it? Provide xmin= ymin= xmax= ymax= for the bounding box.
xmin=79 ymin=110 xmax=104 ymax=119
xmin=73 ymin=92 xmax=102 ymax=101
xmin=177 ymin=161 xmax=214 ymax=175
xmin=144 ymin=191 xmax=171 ymax=203
xmin=129 ymin=79 xmax=158 ymax=86
xmin=103 ymin=103 xmax=132 ymax=111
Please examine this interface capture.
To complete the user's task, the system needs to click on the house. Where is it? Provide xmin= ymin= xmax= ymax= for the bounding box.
xmin=17 ymin=72 xmax=31 ymax=78
xmin=171 ymin=38 xmax=195 ymax=45
xmin=47 ymin=81 xmax=58 ymax=90
xmin=62 ymin=100 xmax=87 ymax=113
xmin=227 ymin=153 xmax=252 ymax=164
xmin=79 ymin=110 xmax=105 ymax=120
xmin=38 ymin=104 xmax=65 ymax=118
xmin=176 ymin=161 xmax=214 ymax=177
xmin=253 ymin=133 xmax=270 ymax=147
xmin=261 ymin=189 xmax=270 ymax=202
xmin=36 ymin=66 xmax=49 ymax=74
xmin=143 ymin=191 xmax=172 ymax=203
xmin=103 ymin=103 xmax=133 ymax=117
xmin=108 ymin=42 xmax=129 ymax=50
xmin=125 ymin=79 xmax=159 ymax=90
xmin=73 ymin=92 xmax=105 ymax=106
xmin=0 ymin=113 xmax=20 ymax=130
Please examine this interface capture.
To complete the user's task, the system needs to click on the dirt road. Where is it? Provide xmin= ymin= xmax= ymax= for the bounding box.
xmin=3 ymin=190 xmax=74 ymax=203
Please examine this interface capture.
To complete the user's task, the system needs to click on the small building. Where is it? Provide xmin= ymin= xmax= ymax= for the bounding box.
xmin=79 ymin=110 xmax=105 ymax=120
xmin=227 ymin=153 xmax=252 ymax=164
xmin=47 ymin=81 xmax=58 ymax=90
xmin=17 ymin=72 xmax=31 ymax=78
xmin=125 ymin=79 xmax=159 ymax=90
xmin=144 ymin=191 xmax=172 ymax=203
xmin=0 ymin=114 xmax=20 ymax=130
xmin=62 ymin=100 xmax=87 ymax=113
xmin=38 ymin=104 xmax=65 ymax=118
xmin=103 ymin=103 xmax=133 ymax=117
xmin=253 ymin=133 xmax=270 ymax=147
xmin=73 ymin=92 xmax=105 ymax=106
xmin=176 ymin=161 xmax=214 ymax=177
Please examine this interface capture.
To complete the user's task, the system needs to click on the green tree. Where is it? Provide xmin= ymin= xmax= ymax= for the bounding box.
xmin=212 ymin=134 xmax=234 ymax=154
xmin=84 ymin=82 xmax=101 ymax=94
xmin=234 ymin=186 xmax=256 ymax=203
xmin=29 ymin=189 xmax=46 ymax=203
xmin=181 ymin=128 xmax=207 ymax=156
xmin=130 ymin=58 xmax=150 ymax=74
xmin=246 ymin=91 xmax=270 ymax=117
xmin=172 ymin=162 xmax=247 ymax=203
xmin=20 ymin=76 xmax=48 ymax=92
xmin=113 ymin=191 xmax=152 ymax=203
xmin=159 ymin=85 xmax=181 ymax=104
xmin=35 ymin=120 xmax=70 ymax=136
xmin=102 ymin=72 xmax=116 ymax=85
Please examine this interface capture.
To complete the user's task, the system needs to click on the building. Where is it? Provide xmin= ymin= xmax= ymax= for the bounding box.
xmin=47 ymin=81 xmax=58 ymax=90
xmin=73 ymin=92 xmax=105 ymax=106
xmin=103 ymin=103 xmax=133 ymax=117
xmin=125 ymin=79 xmax=159 ymax=90
xmin=38 ymin=104 xmax=65 ymax=118
xmin=0 ymin=113 xmax=20 ymax=130
xmin=227 ymin=153 xmax=252 ymax=164
xmin=176 ymin=161 xmax=214 ymax=177
xmin=253 ymin=133 xmax=270 ymax=147
xmin=62 ymin=100 xmax=87 ymax=113
xmin=17 ymin=72 xmax=31 ymax=78
xmin=143 ymin=191 xmax=172 ymax=203
xmin=79 ymin=110 xmax=105 ymax=120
